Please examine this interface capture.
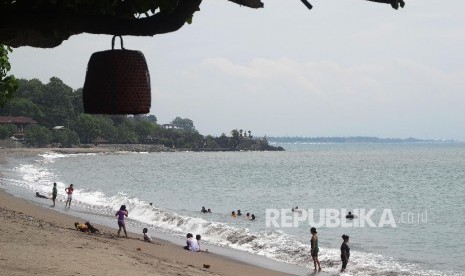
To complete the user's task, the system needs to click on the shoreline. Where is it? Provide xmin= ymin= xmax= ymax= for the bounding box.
xmin=0 ymin=147 xmax=300 ymax=276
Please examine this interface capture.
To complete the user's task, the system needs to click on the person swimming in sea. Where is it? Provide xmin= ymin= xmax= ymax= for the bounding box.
xmin=346 ymin=211 xmax=355 ymax=219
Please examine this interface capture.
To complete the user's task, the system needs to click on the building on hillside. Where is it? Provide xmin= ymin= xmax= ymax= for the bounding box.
xmin=91 ymin=137 xmax=109 ymax=145
xmin=0 ymin=116 xmax=37 ymax=142
xmin=141 ymin=135 xmax=159 ymax=144
xmin=161 ymin=124 xmax=180 ymax=130
xmin=0 ymin=116 xmax=37 ymax=131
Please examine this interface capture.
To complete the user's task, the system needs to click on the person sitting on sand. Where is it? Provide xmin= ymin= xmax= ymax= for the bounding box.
xmin=143 ymin=228 xmax=152 ymax=243
xmin=184 ymin=233 xmax=200 ymax=252
xmin=85 ymin=221 xmax=99 ymax=234
xmin=36 ymin=192 xmax=48 ymax=199
xmin=196 ymin=234 xmax=202 ymax=250
xmin=231 ymin=211 xmax=237 ymax=218
xmin=195 ymin=234 xmax=208 ymax=253
xmin=184 ymin=233 xmax=192 ymax=250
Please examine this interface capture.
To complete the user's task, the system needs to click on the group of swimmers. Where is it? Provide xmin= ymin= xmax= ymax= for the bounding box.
xmin=309 ymin=227 xmax=351 ymax=273
xmin=231 ymin=209 xmax=255 ymax=221
xmin=201 ymin=207 xmax=256 ymax=220
xmin=201 ymin=206 xmax=212 ymax=213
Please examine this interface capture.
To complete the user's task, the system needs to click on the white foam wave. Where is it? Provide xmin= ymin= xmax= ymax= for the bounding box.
xmin=5 ymin=155 xmax=460 ymax=276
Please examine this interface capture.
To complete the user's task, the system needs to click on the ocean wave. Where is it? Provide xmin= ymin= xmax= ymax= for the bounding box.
xmin=4 ymin=155 xmax=460 ymax=276
xmin=68 ymin=188 xmax=453 ymax=275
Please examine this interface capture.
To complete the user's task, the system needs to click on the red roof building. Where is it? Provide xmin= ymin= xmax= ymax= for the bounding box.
xmin=0 ymin=116 xmax=37 ymax=131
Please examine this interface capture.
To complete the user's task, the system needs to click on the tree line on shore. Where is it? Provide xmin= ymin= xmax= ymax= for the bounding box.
xmin=0 ymin=77 xmax=283 ymax=151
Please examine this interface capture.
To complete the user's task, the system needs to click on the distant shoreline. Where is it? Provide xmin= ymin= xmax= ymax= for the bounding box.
xmin=267 ymin=136 xmax=460 ymax=144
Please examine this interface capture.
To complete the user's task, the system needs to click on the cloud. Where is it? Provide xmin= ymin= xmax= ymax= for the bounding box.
xmin=153 ymin=56 xmax=465 ymax=138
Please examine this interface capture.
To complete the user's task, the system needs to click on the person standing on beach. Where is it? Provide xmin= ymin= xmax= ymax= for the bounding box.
xmin=310 ymin=227 xmax=322 ymax=272
xmin=115 ymin=205 xmax=128 ymax=238
xmin=52 ymin=182 xmax=58 ymax=207
xmin=64 ymin=184 xmax=74 ymax=208
xmin=341 ymin=234 xmax=350 ymax=273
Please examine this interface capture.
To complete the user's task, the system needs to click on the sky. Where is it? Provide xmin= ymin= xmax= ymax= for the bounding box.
xmin=9 ymin=0 xmax=465 ymax=140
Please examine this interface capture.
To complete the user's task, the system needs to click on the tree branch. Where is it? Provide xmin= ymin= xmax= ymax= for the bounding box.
xmin=0 ymin=0 xmax=202 ymax=48
xmin=0 ymin=0 xmax=405 ymax=48
xmin=365 ymin=0 xmax=405 ymax=9
xmin=227 ymin=0 xmax=264 ymax=8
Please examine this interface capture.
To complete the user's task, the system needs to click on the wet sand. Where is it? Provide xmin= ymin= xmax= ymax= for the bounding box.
xmin=0 ymin=147 xmax=295 ymax=276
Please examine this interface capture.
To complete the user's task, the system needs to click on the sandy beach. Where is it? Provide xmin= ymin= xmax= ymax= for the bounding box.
xmin=0 ymin=148 xmax=295 ymax=276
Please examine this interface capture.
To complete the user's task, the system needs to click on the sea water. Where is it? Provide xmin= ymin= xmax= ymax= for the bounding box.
xmin=1 ymin=143 xmax=464 ymax=275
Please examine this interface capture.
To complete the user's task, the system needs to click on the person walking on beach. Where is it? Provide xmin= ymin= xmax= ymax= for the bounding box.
xmin=115 ymin=205 xmax=128 ymax=238
xmin=341 ymin=234 xmax=350 ymax=273
xmin=64 ymin=184 xmax=74 ymax=208
xmin=310 ymin=227 xmax=322 ymax=272
xmin=52 ymin=182 xmax=58 ymax=207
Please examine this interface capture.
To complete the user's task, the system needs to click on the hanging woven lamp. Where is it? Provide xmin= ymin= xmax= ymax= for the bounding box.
xmin=83 ymin=35 xmax=151 ymax=114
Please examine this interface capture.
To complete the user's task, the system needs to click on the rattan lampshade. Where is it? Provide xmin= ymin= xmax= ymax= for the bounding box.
xmin=83 ymin=36 xmax=151 ymax=114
